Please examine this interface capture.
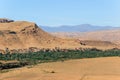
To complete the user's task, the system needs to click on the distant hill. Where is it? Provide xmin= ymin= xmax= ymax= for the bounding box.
xmin=41 ymin=24 xmax=120 ymax=32
xmin=51 ymin=30 xmax=120 ymax=44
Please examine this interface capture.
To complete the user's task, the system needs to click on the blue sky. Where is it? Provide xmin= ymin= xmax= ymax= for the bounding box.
xmin=0 ymin=0 xmax=119 ymax=26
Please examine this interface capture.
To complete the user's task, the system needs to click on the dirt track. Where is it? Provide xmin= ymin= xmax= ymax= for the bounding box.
xmin=1 ymin=57 xmax=120 ymax=80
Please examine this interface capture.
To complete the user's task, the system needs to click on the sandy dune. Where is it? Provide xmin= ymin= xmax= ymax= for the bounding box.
xmin=1 ymin=57 xmax=120 ymax=80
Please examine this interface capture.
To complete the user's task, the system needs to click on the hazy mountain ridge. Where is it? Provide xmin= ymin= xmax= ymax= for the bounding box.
xmin=41 ymin=24 xmax=120 ymax=32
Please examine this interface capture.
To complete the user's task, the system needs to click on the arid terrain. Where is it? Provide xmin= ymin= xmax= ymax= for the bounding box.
xmin=0 ymin=19 xmax=82 ymax=52
xmin=0 ymin=0 xmax=119 ymax=80
xmin=51 ymin=30 xmax=120 ymax=44
xmin=0 ymin=19 xmax=119 ymax=53
xmin=1 ymin=57 xmax=120 ymax=80
xmin=0 ymin=19 xmax=120 ymax=80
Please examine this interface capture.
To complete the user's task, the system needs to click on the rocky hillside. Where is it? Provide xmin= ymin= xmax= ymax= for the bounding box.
xmin=0 ymin=19 xmax=118 ymax=53
xmin=0 ymin=19 xmax=81 ymax=52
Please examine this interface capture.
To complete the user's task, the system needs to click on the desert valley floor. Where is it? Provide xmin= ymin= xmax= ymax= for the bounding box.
xmin=0 ymin=19 xmax=120 ymax=80
xmin=1 ymin=57 xmax=120 ymax=80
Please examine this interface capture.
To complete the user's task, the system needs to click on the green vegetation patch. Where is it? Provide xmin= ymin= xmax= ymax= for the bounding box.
xmin=0 ymin=48 xmax=120 ymax=70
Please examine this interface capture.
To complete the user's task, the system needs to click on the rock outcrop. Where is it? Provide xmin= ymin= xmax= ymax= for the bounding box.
xmin=0 ymin=18 xmax=14 ymax=23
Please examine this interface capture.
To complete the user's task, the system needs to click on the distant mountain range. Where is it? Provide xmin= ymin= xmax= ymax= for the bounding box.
xmin=40 ymin=24 xmax=120 ymax=32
